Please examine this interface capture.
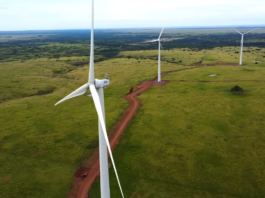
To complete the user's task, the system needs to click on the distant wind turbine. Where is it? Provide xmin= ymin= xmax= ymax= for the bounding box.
xmin=146 ymin=28 xmax=164 ymax=82
xmin=54 ymin=0 xmax=124 ymax=198
xmin=234 ymin=28 xmax=258 ymax=65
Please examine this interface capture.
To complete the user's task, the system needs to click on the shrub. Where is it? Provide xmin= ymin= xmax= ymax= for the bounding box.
xmin=231 ymin=85 xmax=243 ymax=93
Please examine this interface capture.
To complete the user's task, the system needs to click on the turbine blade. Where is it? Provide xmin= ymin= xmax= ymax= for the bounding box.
xmin=88 ymin=0 xmax=94 ymax=84
xmin=158 ymin=27 xmax=164 ymax=39
xmin=54 ymin=83 xmax=89 ymax=106
xmin=145 ymin=39 xmax=159 ymax=43
xmin=233 ymin=28 xmax=243 ymax=35
xmin=89 ymin=84 xmax=125 ymax=198
xmin=244 ymin=28 xmax=258 ymax=35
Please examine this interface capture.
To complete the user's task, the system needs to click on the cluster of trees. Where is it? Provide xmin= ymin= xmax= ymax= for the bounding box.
xmin=0 ymin=29 xmax=264 ymax=62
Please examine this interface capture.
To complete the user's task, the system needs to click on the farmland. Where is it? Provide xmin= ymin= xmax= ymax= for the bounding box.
xmin=0 ymin=28 xmax=265 ymax=197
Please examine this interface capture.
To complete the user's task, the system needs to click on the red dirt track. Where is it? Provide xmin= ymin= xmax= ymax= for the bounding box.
xmin=68 ymin=63 xmax=250 ymax=198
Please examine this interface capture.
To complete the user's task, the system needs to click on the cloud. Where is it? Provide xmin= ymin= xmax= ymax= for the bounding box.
xmin=0 ymin=7 xmax=7 ymax=9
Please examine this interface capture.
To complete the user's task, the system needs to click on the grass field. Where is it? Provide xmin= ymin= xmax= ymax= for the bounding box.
xmin=119 ymin=47 xmax=265 ymax=66
xmin=0 ymin=57 xmax=185 ymax=198
xmin=90 ymin=64 xmax=265 ymax=198
xmin=164 ymin=64 xmax=265 ymax=81
xmin=1 ymin=40 xmax=265 ymax=197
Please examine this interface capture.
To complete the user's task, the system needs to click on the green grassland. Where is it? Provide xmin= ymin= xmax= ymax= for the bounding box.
xmin=90 ymin=63 xmax=265 ymax=198
xmin=1 ymin=28 xmax=265 ymax=197
xmin=0 ymin=57 xmax=185 ymax=198
xmin=164 ymin=65 xmax=265 ymax=81
xmin=119 ymin=46 xmax=265 ymax=66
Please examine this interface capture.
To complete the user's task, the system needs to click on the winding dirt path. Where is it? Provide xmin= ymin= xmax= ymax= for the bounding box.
xmin=68 ymin=63 xmax=256 ymax=198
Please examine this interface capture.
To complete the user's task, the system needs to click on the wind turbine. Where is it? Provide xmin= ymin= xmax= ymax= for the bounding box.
xmin=146 ymin=28 xmax=164 ymax=82
xmin=234 ymin=28 xmax=258 ymax=65
xmin=55 ymin=0 xmax=124 ymax=198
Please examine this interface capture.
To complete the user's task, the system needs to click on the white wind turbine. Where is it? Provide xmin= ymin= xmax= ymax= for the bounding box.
xmin=55 ymin=0 xmax=124 ymax=198
xmin=146 ymin=28 xmax=164 ymax=82
xmin=234 ymin=28 xmax=258 ymax=65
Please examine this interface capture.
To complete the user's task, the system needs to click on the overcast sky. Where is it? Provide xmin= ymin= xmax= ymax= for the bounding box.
xmin=0 ymin=0 xmax=264 ymax=31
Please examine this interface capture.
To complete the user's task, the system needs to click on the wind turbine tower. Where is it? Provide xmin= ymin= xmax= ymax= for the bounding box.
xmin=146 ymin=28 xmax=164 ymax=82
xmin=54 ymin=0 xmax=124 ymax=198
xmin=234 ymin=28 xmax=258 ymax=65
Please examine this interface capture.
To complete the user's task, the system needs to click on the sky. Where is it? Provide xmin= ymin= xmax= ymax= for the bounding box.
xmin=0 ymin=0 xmax=265 ymax=31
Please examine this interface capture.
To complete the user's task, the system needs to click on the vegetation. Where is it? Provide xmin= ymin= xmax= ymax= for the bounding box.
xmin=165 ymin=64 xmax=265 ymax=81
xmin=1 ymin=28 xmax=265 ymax=197
xmin=231 ymin=85 xmax=244 ymax=93
xmin=1 ymin=28 xmax=265 ymax=62
xmin=0 ymin=56 xmax=184 ymax=198
xmin=119 ymin=46 xmax=265 ymax=66
xmin=91 ymin=65 xmax=265 ymax=198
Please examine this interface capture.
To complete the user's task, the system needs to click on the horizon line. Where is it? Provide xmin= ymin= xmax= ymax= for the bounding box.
xmin=0 ymin=25 xmax=265 ymax=32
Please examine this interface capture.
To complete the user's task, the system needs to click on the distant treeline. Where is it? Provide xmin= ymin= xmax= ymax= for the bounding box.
xmin=0 ymin=30 xmax=264 ymax=62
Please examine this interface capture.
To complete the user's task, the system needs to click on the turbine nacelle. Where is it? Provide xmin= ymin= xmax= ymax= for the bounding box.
xmin=95 ymin=79 xmax=110 ymax=88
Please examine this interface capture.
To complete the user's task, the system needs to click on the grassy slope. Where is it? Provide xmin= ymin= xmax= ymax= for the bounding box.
xmin=90 ymin=51 xmax=265 ymax=197
xmin=0 ymin=57 xmax=185 ymax=198
xmin=119 ymin=47 xmax=265 ymax=66
xmin=1 ymin=45 xmax=265 ymax=197
xmin=111 ymin=82 xmax=265 ymax=198
xmin=165 ymin=65 xmax=265 ymax=81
